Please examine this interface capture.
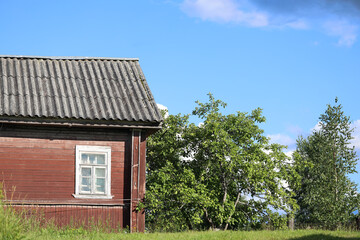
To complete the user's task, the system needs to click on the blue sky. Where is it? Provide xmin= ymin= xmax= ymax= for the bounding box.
xmin=1 ymin=0 xmax=360 ymax=182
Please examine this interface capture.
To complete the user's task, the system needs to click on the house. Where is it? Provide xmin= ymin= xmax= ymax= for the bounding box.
xmin=0 ymin=55 xmax=162 ymax=232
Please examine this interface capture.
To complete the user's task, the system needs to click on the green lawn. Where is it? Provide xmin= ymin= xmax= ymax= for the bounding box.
xmin=2 ymin=206 xmax=359 ymax=240
xmin=24 ymin=230 xmax=360 ymax=240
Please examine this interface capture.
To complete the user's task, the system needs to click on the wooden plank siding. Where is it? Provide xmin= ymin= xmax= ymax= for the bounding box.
xmin=129 ymin=130 xmax=147 ymax=232
xmin=137 ymin=132 xmax=147 ymax=232
xmin=12 ymin=204 xmax=126 ymax=229
xmin=0 ymin=123 xmax=143 ymax=230
xmin=130 ymin=130 xmax=140 ymax=232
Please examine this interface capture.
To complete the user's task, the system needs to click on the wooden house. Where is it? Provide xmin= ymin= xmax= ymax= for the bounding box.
xmin=0 ymin=55 xmax=162 ymax=232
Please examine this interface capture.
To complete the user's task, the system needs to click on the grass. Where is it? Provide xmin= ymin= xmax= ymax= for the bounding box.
xmin=1 ymin=205 xmax=360 ymax=240
xmin=1 ymin=187 xmax=360 ymax=240
xmin=21 ymin=230 xmax=360 ymax=240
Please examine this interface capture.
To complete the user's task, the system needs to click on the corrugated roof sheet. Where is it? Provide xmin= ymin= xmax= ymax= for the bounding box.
xmin=0 ymin=55 xmax=162 ymax=124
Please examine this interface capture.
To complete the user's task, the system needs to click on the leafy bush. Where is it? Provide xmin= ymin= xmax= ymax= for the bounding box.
xmin=263 ymin=210 xmax=289 ymax=230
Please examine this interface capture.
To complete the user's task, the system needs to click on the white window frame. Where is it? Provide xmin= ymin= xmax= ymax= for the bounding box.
xmin=73 ymin=145 xmax=113 ymax=199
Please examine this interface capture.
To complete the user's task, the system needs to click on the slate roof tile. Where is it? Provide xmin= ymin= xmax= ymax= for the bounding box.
xmin=0 ymin=56 xmax=163 ymax=124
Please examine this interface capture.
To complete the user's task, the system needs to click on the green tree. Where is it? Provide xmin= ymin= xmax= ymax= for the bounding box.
xmin=293 ymin=99 xmax=359 ymax=229
xmin=145 ymin=94 xmax=300 ymax=231
xmin=185 ymin=94 xmax=298 ymax=230
xmin=145 ymin=113 xmax=211 ymax=231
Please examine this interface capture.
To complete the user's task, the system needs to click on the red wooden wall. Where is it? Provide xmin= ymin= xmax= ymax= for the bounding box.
xmin=14 ymin=205 xmax=125 ymax=229
xmin=130 ymin=131 xmax=146 ymax=232
xmin=0 ymin=124 xmax=147 ymax=231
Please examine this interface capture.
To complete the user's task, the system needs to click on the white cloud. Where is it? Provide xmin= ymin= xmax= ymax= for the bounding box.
xmin=284 ymin=150 xmax=294 ymax=158
xmin=179 ymin=0 xmax=360 ymax=46
xmin=181 ymin=0 xmax=268 ymax=27
xmin=351 ymin=120 xmax=360 ymax=150
xmin=323 ymin=20 xmax=358 ymax=47
xmin=285 ymin=19 xmax=308 ymax=30
xmin=156 ymin=103 xmax=168 ymax=111
xmin=267 ymin=133 xmax=295 ymax=146
xmin=309 ymin=120 xmax=360 ymax=150
xmin=157 ymin=103 xmax=169 ymax=118
xmin=311 ymin=121 xmax=322 ymax=133
xmin=266 ymin=119 xmax=360 ymax=155
xmin=286 ymin=124 xmax=304 ymax=136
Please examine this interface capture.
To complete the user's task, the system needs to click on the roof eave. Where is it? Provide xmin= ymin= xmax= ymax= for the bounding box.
xmin=0 ymin=117 xmax=163 ymax=130
xmin=0 ymin=55 xmax=139 ymax=61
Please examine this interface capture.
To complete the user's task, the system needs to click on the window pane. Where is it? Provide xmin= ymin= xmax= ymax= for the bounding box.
xmin=81 ymin=176 xmax=91 ymax=193
xmin=96 ymin=178 xmax=105 ymax=193
xmin=96 ymin=186 xmax=105 ymax=193
xmin=81 ymin=168 xmax=91 ymax=177
xmin=96 ymin=178 xmax=105 ymax=186
xmin=89 ymin=154 xmax=95 ymax=164
xmin=81 ymin=153 xmax=106 ymax=165
xmin=81 ymin=186 xmax=91 ymax=192
xmin=81 ymin=177 xmax=90 ymax=186
xmin=95 ymin=168 xmax=105 ymax=178
xmin=81 ymin=154 xmax=88 ymax=163
xmin=96 ymin=154 xmax=105 ymax=164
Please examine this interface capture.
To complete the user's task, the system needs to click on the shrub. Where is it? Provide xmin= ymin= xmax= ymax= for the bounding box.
xmin=264 ymin=210 xmax=288 ymax=230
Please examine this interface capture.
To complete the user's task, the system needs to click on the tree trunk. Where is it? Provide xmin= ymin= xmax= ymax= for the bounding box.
xmin=222 ymin=188 xmax=227 ymax=208
xmin=203 ymin=207 xmax=215 ymax=230
xmin=288 ymin=216 xmax=294 ymax=230
xmin=333 ymin=146 xmax=338 ymax=202
xmin=224 ymin=192 xmax=242 ymax=231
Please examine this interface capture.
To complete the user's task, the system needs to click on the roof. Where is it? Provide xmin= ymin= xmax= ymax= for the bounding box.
xmin=0 ymin=55 xmax=163 ymax=128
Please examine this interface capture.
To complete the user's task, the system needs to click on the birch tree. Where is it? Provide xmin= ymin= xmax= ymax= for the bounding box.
xmin=293 ymin=99 xmax=359 ymax=229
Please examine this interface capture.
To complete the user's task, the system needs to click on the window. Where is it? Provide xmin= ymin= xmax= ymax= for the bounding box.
xmin=73 ymin=145 xmax=113 ymax=199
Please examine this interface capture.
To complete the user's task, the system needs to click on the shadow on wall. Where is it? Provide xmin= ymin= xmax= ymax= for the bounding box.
xmin=290 ymin=234 xmax=360 ymax=240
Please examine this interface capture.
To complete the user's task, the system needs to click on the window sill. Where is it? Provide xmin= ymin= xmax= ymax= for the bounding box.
xmin=72 ymin=194 xmax=114 ymax=199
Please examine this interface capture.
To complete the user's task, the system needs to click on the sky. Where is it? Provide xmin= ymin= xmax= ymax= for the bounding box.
xmin=0 ymin=0 xmax=359 ymax=182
